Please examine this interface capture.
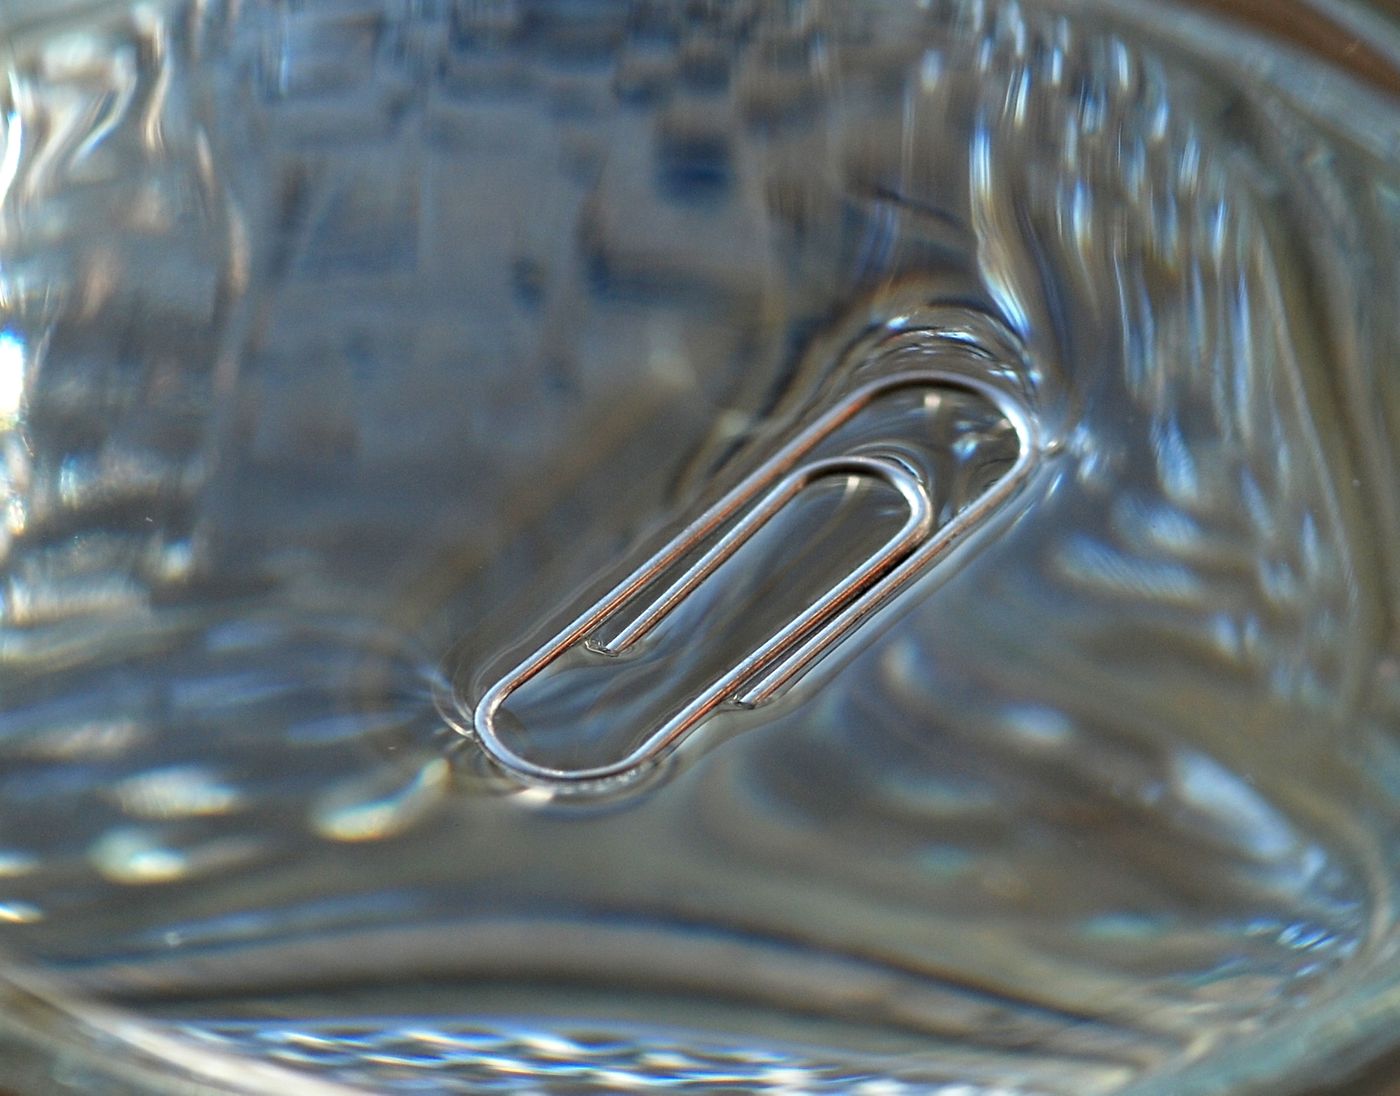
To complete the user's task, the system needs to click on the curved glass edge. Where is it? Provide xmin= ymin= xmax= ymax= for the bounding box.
xmin=1124 ymin=960 xmax=1400 ymax=1096
xmin=0 ymin=962 xmax=360 ymax=1094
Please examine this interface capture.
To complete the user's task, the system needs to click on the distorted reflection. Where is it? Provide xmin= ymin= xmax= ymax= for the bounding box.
xmin=0 ymin=0 xmax=1395 ymax=1093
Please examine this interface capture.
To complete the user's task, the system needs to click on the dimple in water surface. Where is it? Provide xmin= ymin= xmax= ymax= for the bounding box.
xmin=0 ymin=0 xmax=1398 ymax=1093
xmin=464 ymin=364 xmax=1039 ymax=787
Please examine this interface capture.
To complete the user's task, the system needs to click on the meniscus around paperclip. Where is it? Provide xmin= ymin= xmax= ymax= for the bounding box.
xmin=463 ymin=367 xmax=1041 ymax=789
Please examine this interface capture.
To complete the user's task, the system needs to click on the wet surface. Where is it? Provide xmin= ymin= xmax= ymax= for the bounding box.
xmin=1 ymin=0 xmax=1399 ymax=1092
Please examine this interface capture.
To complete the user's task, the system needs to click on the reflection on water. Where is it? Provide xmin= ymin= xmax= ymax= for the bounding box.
xmin=0 ymin=0 xmax=1398 ymax=1092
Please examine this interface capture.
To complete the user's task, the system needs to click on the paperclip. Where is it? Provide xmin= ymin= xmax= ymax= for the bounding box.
xmin=466 ymin=367 xmax=1040 ymax=787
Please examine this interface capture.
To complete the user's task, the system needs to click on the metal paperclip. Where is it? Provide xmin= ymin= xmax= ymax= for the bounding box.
xmin=467 ymin=367 xmax=1039 ymax=787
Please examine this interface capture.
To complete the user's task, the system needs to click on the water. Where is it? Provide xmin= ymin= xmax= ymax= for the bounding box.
xmin=0 ymin=0 xmax=1398 ymax=1092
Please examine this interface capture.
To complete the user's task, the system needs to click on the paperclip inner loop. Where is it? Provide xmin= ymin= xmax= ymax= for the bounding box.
xmin=593 ymin=456 xmax=931 ymax=656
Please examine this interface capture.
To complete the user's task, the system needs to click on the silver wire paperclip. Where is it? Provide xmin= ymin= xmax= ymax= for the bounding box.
xmin=467 ymin=367 xmax=1039 ymax=787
